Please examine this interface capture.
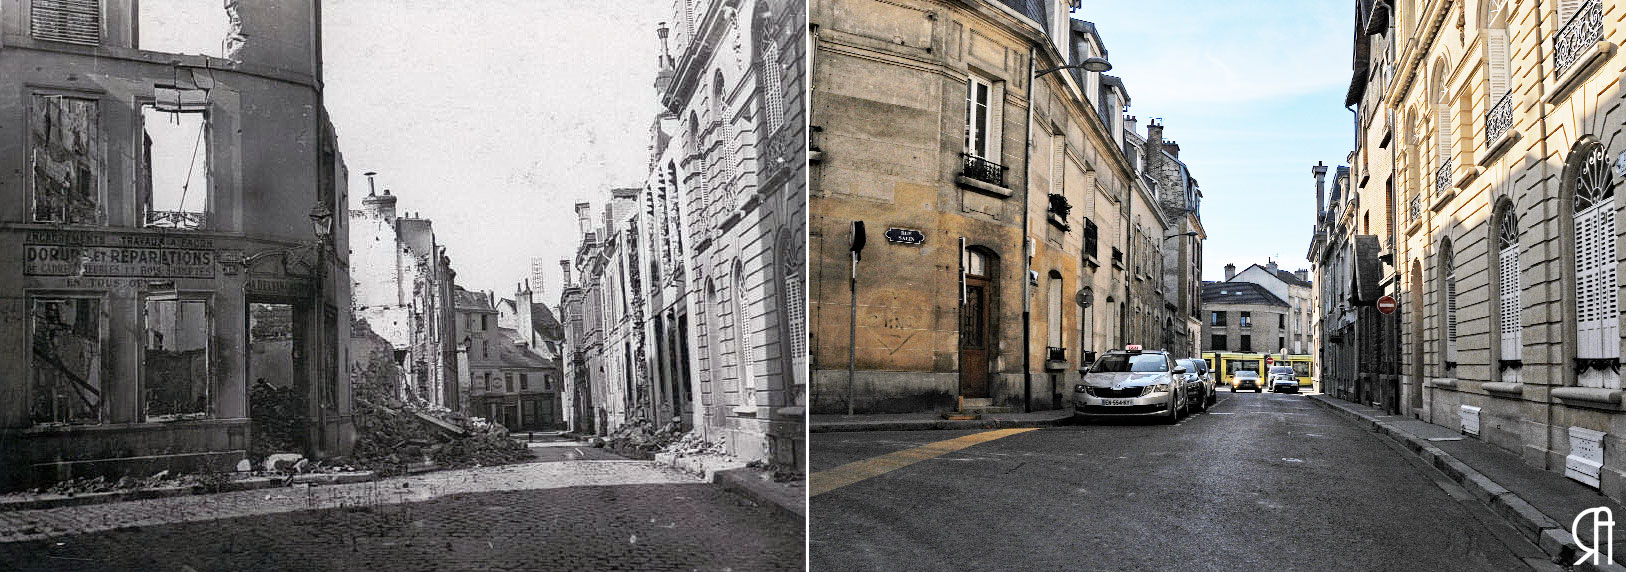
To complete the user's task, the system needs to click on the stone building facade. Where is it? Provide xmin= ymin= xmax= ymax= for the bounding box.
xmin=0 ymin=0 xmax=354 ymax=489
xmin=454 ymin=287 xmax=560 ymax=431
xmin=808 ymin=0 xmax=1205 ymax=414
xmin=1323 ymin=0 xmax=1626 ymax=501
xmin=1201 ymin=282 xmax=1291 ymax=355
xmin=349 ymin=185 xmax=458 ymax=410
xmin=1226 ymin=261 xmax=1315 ymax=355
xmin=559 ymin=0 xmax=807 ymax=469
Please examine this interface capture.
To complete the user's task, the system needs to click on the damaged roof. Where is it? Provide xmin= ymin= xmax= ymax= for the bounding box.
xmin=495 ymin=328 xmax=555 ymax=370
xmin=1202 ymin=282 xmax=1290 ymax=307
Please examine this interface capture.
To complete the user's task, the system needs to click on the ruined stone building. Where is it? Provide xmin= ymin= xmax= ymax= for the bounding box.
xmin=808 ymin=0 xmax=1205 ymax=415
xmin=454 ymin=286 xmax=561 ymax=431
xmin=559 ymin=0 xmax=808 ymax=469
xmin=0 ymin=0 xmax=355 ymax=489
xmin=349 ymin=185 xmax=458 ymax=411
xmin=1317 ymin=0 xmax=1626 ymax=502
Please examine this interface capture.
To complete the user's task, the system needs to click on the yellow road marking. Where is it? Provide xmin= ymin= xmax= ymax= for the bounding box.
xmin=810 ymin=428 xmax=1039 ymax=497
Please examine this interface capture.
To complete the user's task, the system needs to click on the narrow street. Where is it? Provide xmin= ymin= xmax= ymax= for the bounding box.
xmin=0 ymin=437 xmax=803 ymax=572
xmin=810 ymin=392 xmax=1549 ymax=571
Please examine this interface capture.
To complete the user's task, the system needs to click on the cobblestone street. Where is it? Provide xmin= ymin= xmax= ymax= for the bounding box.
xmin=0 ymin=446 xmax=803 ymax=571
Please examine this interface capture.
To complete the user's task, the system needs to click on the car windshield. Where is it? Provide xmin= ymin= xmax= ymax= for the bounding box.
xmin=1092 ymin=354 xmax=1168 ymax=373
xmin=1270 ymin=366 xmax=1294 ymax=375
xmin=1236 ymin=371 xmax=1258 ymax=378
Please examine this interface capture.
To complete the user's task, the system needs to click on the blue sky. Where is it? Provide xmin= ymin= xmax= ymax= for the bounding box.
xmin=1083 ymin=0 xmax=1355 ymax=280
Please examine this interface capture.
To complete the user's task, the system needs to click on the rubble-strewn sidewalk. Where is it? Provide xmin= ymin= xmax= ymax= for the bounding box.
xmin=0 ymin=459 xmax=697 ymax=545
xmin=1310 ymin=395 xmax=1626 ymax=572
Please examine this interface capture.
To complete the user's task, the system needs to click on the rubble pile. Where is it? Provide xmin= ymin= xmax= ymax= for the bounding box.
xmin=349 ymin=337 xmax=529 ymax=475
xmin=663 ymin=430 xmax=726 ymax=457
xmin=247 ymin=380 xmax=304 ymax=461
xmin=603 ymin=418 xmax=688 ymax=458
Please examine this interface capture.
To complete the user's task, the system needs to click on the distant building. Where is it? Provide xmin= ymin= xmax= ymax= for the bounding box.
xmin=455 ymin=286 xmax=561 ymax=430
xmin=349 ymin=185 xmax=459 ymax=410
xmin=1223 ymin=261 xmax=1314 ymax=355
xmin=1201 ymin=282 xmax=1290 ymax=356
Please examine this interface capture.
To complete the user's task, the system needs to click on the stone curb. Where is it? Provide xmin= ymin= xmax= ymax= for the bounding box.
xmin=714 ymin=467 xmax=806 ymax=519
xmin=0 ymin=472 xmax=378 ymax=513
xmin=1307 ymin=395 xmax=1626 ymax=572
xmin=809 ymin=416 xmax=1072 ymax=433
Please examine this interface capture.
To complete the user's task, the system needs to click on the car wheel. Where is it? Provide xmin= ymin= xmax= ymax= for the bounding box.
xmin=1198 ymin=390 xmax=1210 ymax=412
xmin=1165 ymin=391 xmax=1181 ymax=424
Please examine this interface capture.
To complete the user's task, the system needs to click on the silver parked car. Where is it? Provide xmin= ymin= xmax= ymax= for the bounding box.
xmin=1073 ymin=346 xmax=1191 ymax=424
xmin=1268 ymin=365 xmax=1300 ymax=394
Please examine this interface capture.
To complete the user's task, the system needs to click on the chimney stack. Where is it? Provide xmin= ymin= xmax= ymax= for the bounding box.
xmin=516 ymin=281 xmax=535 ymax=347
xmin=1267 ymin=259 xmax=1279 ymax=275
xmin=560 ymin=260 xmax=573 ymax=288
xmin=1313 ymin=162 xmax=1329 ymax=221
xmin=575 ymin=203 xmax=592 ymax=240
xmin=1224 ymin=263 xmax=1237 ymax=281
xmin=361 ymin=185 xmax=397 ymax=221
xmin=1124 ymin=115 xmax=1139 ymax=137
xmin=1295 ymin=269 xmax=1310 ymax=282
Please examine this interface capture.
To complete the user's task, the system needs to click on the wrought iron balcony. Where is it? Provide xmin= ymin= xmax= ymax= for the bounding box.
xmin=1485 ymin=92 xmax=1513 ymax=146
xmin=960 ymin=153 xmax=1007 ymax=188
xmin=1046 ymin=346 xmax=1066 ymax=362
xmin=144 ymin=210 xmax=205 ymax=230
xmin=1554 ymin=0 xmax=1603 ymax=77
xmin=1408 ymin=194 xmax=1422 ymax=222
xmin=1434 ymin=159 xmax=1453 ymax=198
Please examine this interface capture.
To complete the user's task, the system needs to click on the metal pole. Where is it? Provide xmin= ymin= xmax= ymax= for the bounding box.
xmin=1021 ymin=47 xmax=1035 ymax=413
xmin=848 ymin=250 xmax=857 ymax=416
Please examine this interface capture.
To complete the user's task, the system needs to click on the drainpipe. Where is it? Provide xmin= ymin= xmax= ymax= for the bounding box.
xmin=1022 ymin=47 xmax=1036 ymax=412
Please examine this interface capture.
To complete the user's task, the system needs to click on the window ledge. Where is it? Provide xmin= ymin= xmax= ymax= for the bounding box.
xmin=1546 ymin=41 xmax=1617 ymax=105
xmin=1044 ymin=359 xmax=1068 ymax=371
xmin=956 ymin=175 xmax=1013 ymax=199
xmin=1453 ymin=166 xmax=1485 ymax=190
xmin=1480 ymin=131 xmax=1522 ymax=166
xmin=1405 ymin=217 xmax=1423 ymax=236
xmin=808 ymin=150 xmax=824 ymax=164
xmin=1047 ymin=212 xmax=1070 ymax=232
xmin=732 ymin=404 xmax=758 ymax=417
xmin=1482 ymin=382 xmax=1524 ymax=397
xmin=1430 ymin=188 xmax=1458 ymax=212
xmin=1552 ymin=386 xmax=1625 ymax=411
xmin=1429 ymin=378 xmax=1459 ymax=389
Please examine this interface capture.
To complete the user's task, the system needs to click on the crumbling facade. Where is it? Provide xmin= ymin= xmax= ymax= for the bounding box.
xmin=349 ymin=186 xmax=458 ymax=411
xmin=0 ymin=0 xmax=354 ymax=489
xmin=1319 ymin=0 xmax=1626 ymax=502
xmin=808 ymin=0 xmax=1207 ymax=414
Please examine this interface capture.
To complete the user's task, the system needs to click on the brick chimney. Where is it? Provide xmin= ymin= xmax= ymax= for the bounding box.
xmin=1295 ymin=269 xmax=1310 ymax=282
xmin=516 ymin=280 xmax=535 ymax=347
xmin=559 ymin=259 xmax=573 ymax=288
xmin=1267 ymin=259 xmax=1279 ymax=275
xmin=1163 ymin=140 xmax=1180 ymax=159
xmin=1224 ymin=263 xmax=1237 ymax=281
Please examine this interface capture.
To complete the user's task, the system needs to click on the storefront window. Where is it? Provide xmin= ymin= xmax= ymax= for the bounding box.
xmin=143 ymin=296 xmax=210 ymax=421
xmin=30 ymin=297 xmax=104 ymax=426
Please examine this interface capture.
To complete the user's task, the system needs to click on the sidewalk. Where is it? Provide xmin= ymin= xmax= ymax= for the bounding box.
xmin=810 ymin=409 xmax=1074 ymax=433
xmin=1310 ymin=394 xmax=1626 ymax=572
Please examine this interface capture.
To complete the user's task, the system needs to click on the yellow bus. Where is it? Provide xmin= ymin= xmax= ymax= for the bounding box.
xmin=1203 ymin=352 xmax=1266 ymax=388
xmin=1285 ymin=354 xmax=1314 ymax=387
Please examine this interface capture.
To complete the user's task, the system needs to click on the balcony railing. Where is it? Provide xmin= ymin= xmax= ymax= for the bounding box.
xmin=1046 ymin=346 xmax=1066 ymax=362
xmin=144 ymin=210 xmax=205 ymax=230
xmin=960 ymin=153 xmax=1007 ymax=188
xmin=1485 ymin=92 xmax=1513 ymax=146
xmin=1434 ymin=159 xmax=1453 ymax=198
xmin=1409 ymin=194 xmax=1422 ymax=222
xmin=1554 ymin=0 xmax=1603 ymax=77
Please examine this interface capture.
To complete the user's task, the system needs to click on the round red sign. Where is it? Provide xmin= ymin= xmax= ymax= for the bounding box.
xmin=1377 ymin=295 xmax=1398 ymax=315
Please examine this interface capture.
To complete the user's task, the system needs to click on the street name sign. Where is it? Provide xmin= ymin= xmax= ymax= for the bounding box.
xmin=885 ymin=228 xmax=925 ymax=245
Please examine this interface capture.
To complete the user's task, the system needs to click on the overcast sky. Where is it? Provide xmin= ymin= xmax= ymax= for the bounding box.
xmin=1083 ymin=0 xmax=1354 ymax=281
xmin=322 ymin=1 xmax=662 ymax=304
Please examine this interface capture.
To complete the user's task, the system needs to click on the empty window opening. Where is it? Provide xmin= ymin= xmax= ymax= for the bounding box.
xmin=141 ymin=93 xmax=209 ymax=229
xmin=136 ymin=0 xmax=233 ymax=58
xmin=30 ymin=94 xmax=101 ymax=224
xmin=143 ymin=296 xmax=210 ymax=421
xmin=30 ymin=297 xmax=104 ymax=426
xmin=249 ymin=302 xmax=305 ymax=454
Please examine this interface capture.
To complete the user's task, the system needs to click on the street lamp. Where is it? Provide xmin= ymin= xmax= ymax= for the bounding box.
xmin=1035 ymin=56 xmax=1113 ymax=78
xmin=1163 ymin=231 xmax=1199 ymax=241
xmin=309 ymin=204 xmax=334 ymax=243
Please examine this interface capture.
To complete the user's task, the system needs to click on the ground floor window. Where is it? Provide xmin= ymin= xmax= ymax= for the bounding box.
xmin=30 ymin=296 xmax=104 ymax=426
xmin=143 ymin=296 xmax=211 ymax=421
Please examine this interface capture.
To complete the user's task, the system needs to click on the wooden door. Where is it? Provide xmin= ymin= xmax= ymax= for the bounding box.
xmin=961 ymin=278 xmax=991 ymax=398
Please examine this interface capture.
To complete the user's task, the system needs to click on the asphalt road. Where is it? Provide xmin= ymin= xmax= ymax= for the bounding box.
xmin=810 ymin=391 xmax=1551 ymax=572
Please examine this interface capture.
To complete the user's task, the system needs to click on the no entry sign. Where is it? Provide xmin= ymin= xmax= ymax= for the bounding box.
xmin=1377 ymin=295 xmax=1398 ymax=315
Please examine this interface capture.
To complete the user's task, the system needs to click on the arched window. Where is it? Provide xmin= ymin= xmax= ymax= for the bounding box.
xmin=732 ymin=260 xmax=756 ymax=407
xmin=1571 ymin=139 xmax=1619 ymax=389
xmin=702 ymin=279 xmax=717 ymax=393
xmin=761 ymin=40 xmax=784 ymax=133
xmin=1496 ymin=206 xmax=1522 ymax=379
xmin=1442 ymin=239 xmax=1459 ymax=369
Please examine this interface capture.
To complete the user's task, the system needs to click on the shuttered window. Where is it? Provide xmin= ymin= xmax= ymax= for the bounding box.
xmin=31 ymin=0 xmax=101 ymax=46
xmin=1574 ymin=143 xmax=1619 ymax=388
xmin=1498 ymin=211 xmax=1522 ymax=362
xmin=1444 ymin=243 xmax=1459 ymax=364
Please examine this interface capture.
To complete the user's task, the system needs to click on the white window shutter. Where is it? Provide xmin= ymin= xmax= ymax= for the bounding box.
xmin=31 ymin=0 xmax=101 ymax=46
xmin=1575 ymin=196 xmax=1619 ymax=388
xmin=1446 ymin=273 xmax=1459 ymax=361
xmin=1499 ymin=246 xmax=1521 ymax=358
xmin=1558 ymin=0 xmax=1584 ymax=25
xmin=1436 ymin=103 xmax=1452 ymax=166
xmin=1488 ymin=29 xmax=1510 ymax=98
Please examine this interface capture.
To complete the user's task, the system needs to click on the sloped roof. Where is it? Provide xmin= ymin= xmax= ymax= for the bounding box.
xmin=531 ymin=303 xmax=564 ymax=338
xmin=1276 ymin=269 xmax=1312 ymax=288
xmin=494 ymin=328 xmax=554 ymax=369
xmin=1000 ymin=0 xmax=1048 ymax=30
xmin=1202 ymin=281 xmax=1290 ymax=307
xmin=453 ymin=286 xmax=492 ymax=311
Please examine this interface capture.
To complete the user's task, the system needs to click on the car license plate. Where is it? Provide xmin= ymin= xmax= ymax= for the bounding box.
xmin=1100 ymin=398 xmax=1135 ymax=406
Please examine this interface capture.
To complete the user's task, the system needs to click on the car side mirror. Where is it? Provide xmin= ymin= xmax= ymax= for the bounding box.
xmin=1172 ymin=367 xmax=1187 ymax=375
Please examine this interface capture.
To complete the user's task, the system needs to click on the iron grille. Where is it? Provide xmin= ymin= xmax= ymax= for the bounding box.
xmin=1485 ymin=92 xmax=1513 ymax=146
xmin=961 ymin=153 xmax=1007 ymax=188
xmin=1554 ymin=0 xmax=1603 ymax=77
xmin=1435 ymin=159 xmax=1453 ymax=198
